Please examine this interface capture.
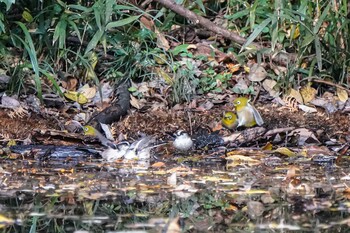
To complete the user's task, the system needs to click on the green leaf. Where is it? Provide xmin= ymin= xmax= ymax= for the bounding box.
xmin=53 ymin=19 xmax=67 ymax=49
xmin=105 ymin=0 xmax=114 ymax=24
xmin=314 ymin=36 xmax=322 ymax=70
xmin=225 ymin=9 xmax=249 ymax=20
xmin=195 ymin=0 xmax=206 ymax=14
xmin=85 ymin=29 xmax=104 ymax=55
xmin=171 ymin=44 xmax=190 ymax=56
xmin=300 ymin=33 xmax=315 ymax=48
xmin=241 ymin=17 xmax=272 ymax=52
xmin=313 ymin=3 xmax=330 ymax=34
xmin=270 ymin=17 xmax=278 ymax=51
xmin=39 ymin=69 xmax=63 ymax=96
xmin=106 ymin=15 xmax=140 ymax=30
xmin=68 ymin=20 xmax=81 ymax=42
xmin=14 ymin=22 xmax=42 ymax=101
xmin=128 ymin=86 xmax=137 ymax=92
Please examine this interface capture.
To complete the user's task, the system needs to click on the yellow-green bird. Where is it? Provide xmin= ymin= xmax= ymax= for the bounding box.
xmin=233 ymin=97 xmax=264 ymax=127
xmin=222 ymin=111 xmax=238 ymax=130
xmin=83 ymin=125 xmax=116 ymax=148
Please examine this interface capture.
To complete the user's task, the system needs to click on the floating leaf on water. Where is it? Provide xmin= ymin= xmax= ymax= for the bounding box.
xmin=337 ymin=87 xmax=348 ymax=102
xmin=226 ymin=155 xmax=261 ymax=167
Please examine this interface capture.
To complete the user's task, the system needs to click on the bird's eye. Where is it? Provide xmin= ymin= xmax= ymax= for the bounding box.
xmin=236 ymin=101 xmax=241 ymax=105
xmin=83 ymin=127 xmax=88 ymax=132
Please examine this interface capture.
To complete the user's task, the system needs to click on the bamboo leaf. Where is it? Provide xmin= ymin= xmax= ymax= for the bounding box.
xmin=314 ymin=36 xmax=322 ymax=70
xmin=106 ymin=15 xmax=140 ymax=30
xmin=241 ymin=17 xmax=272 ymax=52
xmin=313 ymin=3 xmax=330 ymax=34
xmin=84 ymin=29 xmax=104 ymax=55
xmin=15 ymin=22 xmax=42 ymax=101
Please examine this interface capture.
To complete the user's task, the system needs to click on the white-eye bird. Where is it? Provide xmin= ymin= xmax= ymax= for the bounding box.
xmin=222 ymin=111 xmax=238 ymax=130
xmin=83 ymin=125 xmax=116 ymax=148
xmin=173 ymin=130 xmax=193 ymax=151
xmin=233 ymin=97 xmax=264 ymax=127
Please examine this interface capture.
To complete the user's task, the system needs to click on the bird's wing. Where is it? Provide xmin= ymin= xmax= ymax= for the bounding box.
xmin=248 ymin=103 xmax=264 ymax=126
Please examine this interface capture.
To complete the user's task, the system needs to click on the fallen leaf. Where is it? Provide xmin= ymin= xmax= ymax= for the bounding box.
xmin=287 ymin=88 xmax=304 ymax=104
xmin=337 ymin=87 xmax=348 ymax=102
xmin=130 ymin=95 xmax=141 ymax=109
xmin=298 ymin=104 xmax=317 ymax=113
xmin=226 ymin=155 xmax=261 ymax=167
xmin=248 ymin=64 xmax=267 ymax=82
xmin=64 ymin=91 xmax=88 ymax=104
xmin=155 ymin=28 xmax=170 ymax=51
xmin=290 ymin=128 xmax=320 ymax=146
xmin=80 ymin=84 xmax=96 ymax=99
xmin=262 ymin=79 xmax=279 ymax=97
xmin=300 ymin=83 xmax=317 ymax=103
xmin=274 ymin=147 xmax=296 ymax=157
xmin=152 ymin=162 xmax=165 ymax=168
xmin=262 ymin=142 xmax=273 ymax=151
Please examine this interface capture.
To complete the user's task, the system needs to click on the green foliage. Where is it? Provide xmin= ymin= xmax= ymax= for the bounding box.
xmin=225 ymin=0 xmax=350 ymax=86
xmin=199 ymin=68 xmax=232 ymax=94
xmin=0 ymin=0 xmax=349 ymax=102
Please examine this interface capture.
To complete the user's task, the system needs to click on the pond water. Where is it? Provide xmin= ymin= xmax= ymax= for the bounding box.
xmin=1 ymin=146 xmax=350 ymax=233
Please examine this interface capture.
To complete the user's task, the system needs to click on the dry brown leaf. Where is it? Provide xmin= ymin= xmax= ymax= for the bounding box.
xmin=80 ymin=85 xmax=96 ymax=99
xmin=66 ymin=76 xmax=78 ymax=91
xmin=165 ymin=217 xmax=181 ymax=233
xmin=155 ymin=28 xmax=170 ymax=51
xmin=262 ymin=79 xmax=279 ymax=97
xmin=288 ymin=88 xmax=304 ymax=104
xmin=140 ymin=16 xmax=154 ymax=30
xmin=152 ymin=162 xmax=165 ymax=168
xmin=130 ymin=95 xmax=141 ymax=109
xmin=271 ymin=64 xmax=287 ymax=76
xmin=248 ymin=64 xmax=267 ymax=82
xmin=227 ymin=63 xmax=240 ymax=73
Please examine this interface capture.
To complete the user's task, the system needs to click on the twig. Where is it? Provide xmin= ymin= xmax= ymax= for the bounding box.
xmin=264 ymin=127 xmax=295 ymax=137
xmin=312 ymin=78 xmax=350 ymax=94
